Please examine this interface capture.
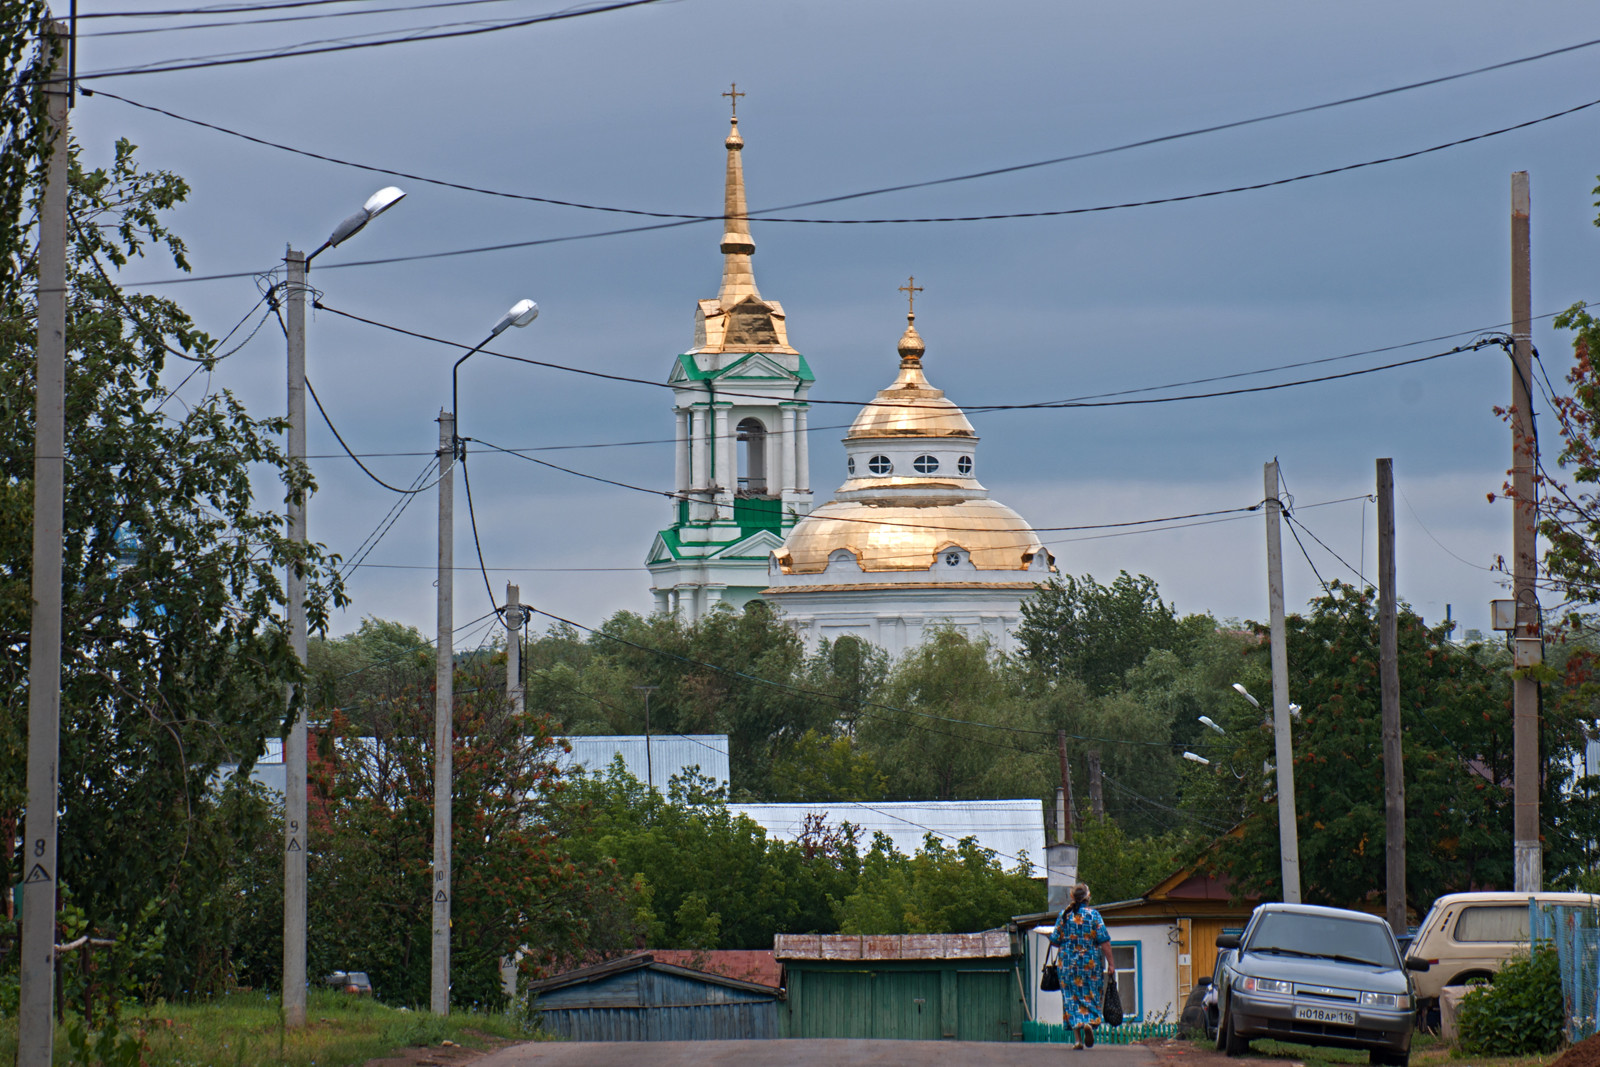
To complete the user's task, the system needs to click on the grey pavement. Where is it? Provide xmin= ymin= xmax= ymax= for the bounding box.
xmin=474 ymin=1038 xmax=1158 ymax=1066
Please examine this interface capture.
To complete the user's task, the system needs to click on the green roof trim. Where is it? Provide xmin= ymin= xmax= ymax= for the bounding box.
xmin=671 ymin=351 xmax=815 ymax=385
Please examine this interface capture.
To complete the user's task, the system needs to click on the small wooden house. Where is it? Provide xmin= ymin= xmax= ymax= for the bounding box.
xmin=527 ymin=952 xmax=783 ymax=1041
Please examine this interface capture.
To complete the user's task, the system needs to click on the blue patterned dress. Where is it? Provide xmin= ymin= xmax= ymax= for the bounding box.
xmin=1049 ymin=904 xmax=1110 ymax=1027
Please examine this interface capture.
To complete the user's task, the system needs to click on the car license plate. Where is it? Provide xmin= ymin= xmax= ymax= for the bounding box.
xmin=1295 ymin=1005 xmax=1356 ymax=1026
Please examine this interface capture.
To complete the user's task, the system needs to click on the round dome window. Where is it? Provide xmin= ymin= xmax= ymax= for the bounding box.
xmin=868 ymin=455 xmax=892 ymax=475
xmin=913 ymin=454 xmax=940 ymax=474
xmin=957 ymin=456 xmax=973 ymax=475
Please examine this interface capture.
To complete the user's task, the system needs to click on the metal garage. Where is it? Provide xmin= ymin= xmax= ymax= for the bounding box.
xmin=528 ymin=952 xmax=783 ymax=1041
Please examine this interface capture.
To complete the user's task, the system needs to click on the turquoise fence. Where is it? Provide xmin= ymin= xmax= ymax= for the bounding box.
xmin=1024 ymin=1021 xmax=1180 ymax=1045
xmin=1529 ymin=901 xmax=1600 ymax=1043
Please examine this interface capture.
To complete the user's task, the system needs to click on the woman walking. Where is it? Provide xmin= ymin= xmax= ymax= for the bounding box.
xmin=1049 ymin=883 xmax=1116 ymax=1048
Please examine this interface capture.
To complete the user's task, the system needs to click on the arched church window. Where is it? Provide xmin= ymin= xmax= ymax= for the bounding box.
xmin=847 ymin=456 xmax=856 ymax=475
xmin=913 ymin=454 xmax=940 ymax=474
xmin=868 ymin=455 xmax=892 ymax=475
xmin=957 ymin=456 xmax=973 ymax=475
xmin=737 ymin=418 xmax=768 ymax=493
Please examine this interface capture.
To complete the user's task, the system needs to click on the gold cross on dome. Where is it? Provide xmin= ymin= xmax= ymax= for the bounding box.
xmin=899 ymin=276 xmax=924 ymax=315
xmin=723 ymin=82 xmax=745 ymax=119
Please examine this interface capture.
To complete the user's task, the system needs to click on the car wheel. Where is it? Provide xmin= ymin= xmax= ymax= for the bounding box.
xmin=1214 ymin=1003 xmax=1228 ymax=1052
xmin=1222 ymin=1008 xmax=1249 ymax=1056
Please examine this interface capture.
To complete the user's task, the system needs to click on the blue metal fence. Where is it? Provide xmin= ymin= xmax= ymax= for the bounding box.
xmin=1023 ymin=1021 xmax=1180 ymax=1044
xmin=1530 ymin=900 xmax=1600 ymax=1043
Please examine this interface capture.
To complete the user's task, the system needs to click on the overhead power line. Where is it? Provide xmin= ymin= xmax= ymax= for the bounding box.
xmin=78 ymin=0 xmax=539 ymax=37
xmin=70 ymin=0 xmax=671 ymax=78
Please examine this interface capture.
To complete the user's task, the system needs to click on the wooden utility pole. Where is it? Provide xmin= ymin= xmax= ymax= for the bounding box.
xmin=19 ymin=22 xmax=70 ymax=1065
xmin=1511 ymin=171 xmax=1542 ymax=893
xmin=1264 ymin=461 xmax=1303 ymax=903
xmin=1057 ymin=730 xmax=1076 ymax=844
xmin=1378 ymin=458 xmax=1406 ymax=935
xmin=1087 ymin=750 xmax=1104 ymax=818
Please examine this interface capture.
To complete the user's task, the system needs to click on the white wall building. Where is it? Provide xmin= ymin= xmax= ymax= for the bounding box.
xmin=762 ymin=309 xmax=1056 ymax=658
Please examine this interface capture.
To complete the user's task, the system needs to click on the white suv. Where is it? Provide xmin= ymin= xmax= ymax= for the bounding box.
xmin=1406 ymin=892 xmax=1598 ymax=1012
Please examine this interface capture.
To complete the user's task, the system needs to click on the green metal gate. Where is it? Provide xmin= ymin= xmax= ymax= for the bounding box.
xmin=784 ymin=961 xmax=1022 ymax=1041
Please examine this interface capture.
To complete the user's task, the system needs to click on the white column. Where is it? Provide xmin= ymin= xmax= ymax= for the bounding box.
xmin=674 ymin=408 xmax=690 ymax=493
xmin=713 ymin=405 xmax=732 ymax=504
xmin=795 ymin=405 xmax=810 ymax=492
xmin=779 ymin=406 xmax=796 ymax=494
xmin=690 ymin=407 xmax=708 ymax=490
xmin=653 ymin=588 xmax=670 ymax=614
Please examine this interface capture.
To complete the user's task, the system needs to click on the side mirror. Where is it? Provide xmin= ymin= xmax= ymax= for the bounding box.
xmin=1405 ymin=957 xmax=1431 ymax=972
xmin=1216 ymin=934 xmax=1240 ymax=950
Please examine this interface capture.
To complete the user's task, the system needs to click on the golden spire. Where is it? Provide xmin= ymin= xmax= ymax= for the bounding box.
xmin=897 ymin=276 xmax=925 ymax=365
xmin=718 ymin=83 xmax=759 ymax=303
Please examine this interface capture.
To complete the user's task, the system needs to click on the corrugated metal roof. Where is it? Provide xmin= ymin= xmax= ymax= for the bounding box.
xmin=732 ymin=799 xmax=1047 ymax=876
xmin=527 ymin=952 xmax=781 ymax=999
xmin=773 ymin=931 xmax=1014 ymax=960
xmin=558 ymin=734 xmax=730 ymax=791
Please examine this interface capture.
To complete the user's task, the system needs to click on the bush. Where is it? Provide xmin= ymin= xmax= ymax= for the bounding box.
xmin=1457 ymin=946 xmax=1566 ymax=1055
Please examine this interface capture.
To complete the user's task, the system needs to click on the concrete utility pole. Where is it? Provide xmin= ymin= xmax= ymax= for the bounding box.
xmin=281 ymin=246 xmax=310 ymax=1030
xmin=1510 ymin=171 xmax=1543 ymax=893
xmin=505 ymin=583 xmax=524 ymax=715
xmin=1377 ymin=458 xmax=1406 ymax=935
xmin=1263 ymin=460 xmax=1303 ymax=903
xmin=433 ymin=411 xmax=455 ymax=1016
xmin=19 ymin=22 xmax=70 ymax=1065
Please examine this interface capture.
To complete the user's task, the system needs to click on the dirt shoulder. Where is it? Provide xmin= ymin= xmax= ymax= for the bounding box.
xmin=362 ymin=1032 xmax=521 ymax=1067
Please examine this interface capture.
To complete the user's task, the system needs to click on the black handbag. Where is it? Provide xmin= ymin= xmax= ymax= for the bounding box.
xmin=1040 ymin=946 xmax=1061 ymax=991
xmin=1103 ymin=974 xmax=1124 ymax=1026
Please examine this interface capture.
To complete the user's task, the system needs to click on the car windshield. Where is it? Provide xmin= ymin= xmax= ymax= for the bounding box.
xmin=1248 ymin=913 xmax=1398 ymax=967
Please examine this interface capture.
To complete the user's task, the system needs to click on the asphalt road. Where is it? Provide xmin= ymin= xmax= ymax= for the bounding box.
xmin=474 ymin=1039 xmax=1159 ymax=1066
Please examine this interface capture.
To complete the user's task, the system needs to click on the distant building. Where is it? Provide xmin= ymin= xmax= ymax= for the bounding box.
xmin=733 ymin=799 xmax=1046 ymax=877
xmin=558 ymin=734 xmax=730 ymax=792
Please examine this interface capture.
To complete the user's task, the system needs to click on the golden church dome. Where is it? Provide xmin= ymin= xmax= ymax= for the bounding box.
xmin=773 ymin=499 xmax=1049 ymax=574
xmin=846 ymin=312 xmax=976 ymax=441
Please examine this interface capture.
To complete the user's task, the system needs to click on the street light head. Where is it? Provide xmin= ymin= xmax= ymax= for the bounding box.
xmin=1231 ymin=682 xmax=1260 ymax=709
xmin=324 ymin=187 xmax=407 ymax=250
xmin=1182 ymin=751 xmax=1211 ymax=766
xmin=490 ymin=299 xmax=540 ymax=337
xmin=1289 ymin=703 xmax=1302 ymax=720
xmin=1199 ymin=715 xmax=1225 ymax=735
xmin=363 ymin=186 xmax=406 ymax=218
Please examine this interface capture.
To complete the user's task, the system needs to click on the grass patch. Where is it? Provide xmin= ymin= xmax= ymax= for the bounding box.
xmin=1180 ymin=1033 xmax=1567 ymax=1067
xmin=0 ymin=989 xmax=536 ymax=1066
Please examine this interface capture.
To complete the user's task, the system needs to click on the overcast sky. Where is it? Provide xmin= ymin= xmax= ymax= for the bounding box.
xmin=63 ymin=0 xmax=1600 ymax=647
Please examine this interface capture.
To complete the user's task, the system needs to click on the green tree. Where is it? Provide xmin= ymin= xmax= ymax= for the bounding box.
xmin=863 ymin=629 xmax=1051 ymax=800
xmin=1072 ymin=816 xmax=1192 ymax=905
xmin=1017 ymin=571 xmax=1209 ymax=693
xmin=834 ymin=833 xmax=1043 ymax=934
xmin=308 ymin=647 xmax=632 ymax=1007
xmin=1206 ymin=584 xmax=1592 ymax=912
xmin=1 ymin=135 xmax=343 ymax=996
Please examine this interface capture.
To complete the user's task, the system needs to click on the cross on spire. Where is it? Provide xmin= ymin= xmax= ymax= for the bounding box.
xmin=899 ymin=276 xmax=923 ymax=316
xmin=722 ymin=82 xmax=745 ymax=119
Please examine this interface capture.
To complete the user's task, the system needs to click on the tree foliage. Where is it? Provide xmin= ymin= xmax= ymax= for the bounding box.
xmin=1017 ymin=571 xmax=1209 ymax=693
xmin=1204 ymin=584 xmax=1592 ymax=911
xmin=834 ymin=833 xmax=1043 ymax=935
xmin=1 ymin=133 xmax=343 ymax=996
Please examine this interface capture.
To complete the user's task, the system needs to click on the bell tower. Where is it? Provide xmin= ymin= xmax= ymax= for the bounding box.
xmin=646 ymin=92 xmax=814 ymax=620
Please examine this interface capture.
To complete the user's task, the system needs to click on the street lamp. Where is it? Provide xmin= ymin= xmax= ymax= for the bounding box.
xmin=283 ymin=186 xmax=405 ymax=1032
xmin=1182 ymin=752 xmax=1211 ymax=766
xmin=1231 ymin=682 xmax=1260 ymax=710
xmin=433 ymin=299 xmax=538 ymax=1017
xmin=1199 ymin=716 xmax=1225 ymax=735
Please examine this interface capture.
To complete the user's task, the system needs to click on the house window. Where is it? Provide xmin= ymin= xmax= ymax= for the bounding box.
xmin=867 ymin=455 xmax=892 ymax=475
xmin=913 ymin=454 xmax=940 ymax=474
xmin=1111 ymin=941 xmax=1141 ymax=1023
xmin=957 ymin=455 xmax=973 ymax=475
